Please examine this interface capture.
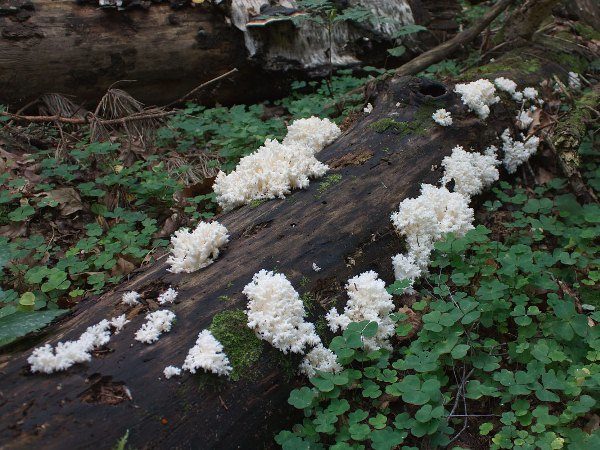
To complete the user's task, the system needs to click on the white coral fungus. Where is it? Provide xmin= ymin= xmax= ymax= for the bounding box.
xmin=122 ymin=290 xmax=141 ymax=306
xmin=326 ymin=271 xmax=395 ymax=351
xmin=243 ymin=270 xmax=320 ymax=354
xmin=441 ymin=145 xmax=500 ymax=197
xmin=432 ymin=109 xmax=453 ymax=126
xmin=134 ymin=310 xmax=176 ymax=344
xmin=363 ymin=103 xmax=374 ymax=114
xmin=516 ymin=110 xmax=534 ymax=130
xmin=494 ymin=77 xmax=523 ymax=101
xmin=501 ymin=128 xmax=540 ymax=174
xmin=523 ymin=87 xmax=539 ymax=100
xmin=110 ymin=314 xmax=130 ymax=333
xmin=213 ymin=117 xmax=340 ymax=210
xmin=163 ymin=365 xmax=182 ymax=379
xmin=454 ymin=79 xmax=499 ymax=119
xmin=157 ymin=287 xmax=178 ymax=305
xmin=167 ymin=221 xmax=229 ymax=274
xmin=28 ymin=319 xmax=116 ymax=374
xmin=390 ymin=184 xmax=474 ymax=289
xmin=182 ymin=330 xmax=232 ymax=376
xmin=312 ymin=262 xmax=322 ymax=272
xmin=299 ymin=344 xmax=342 ymax=377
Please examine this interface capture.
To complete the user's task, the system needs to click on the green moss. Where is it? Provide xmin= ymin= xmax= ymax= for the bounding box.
xmin=573 ymin=23 xmax=600 ymax=41
xmin=460 ymin=53 xmax=541 ymax=80
xmin=552 ymin=51 xmax=589 ymax=74
xmin=209 ymin=309 xmax=264 ymax=381
xmin=369 ymin=101 xmax=437 ymax=139
xmin=301 ymin=292 xmax=315 ymax=313
xmin=249 ymin=198 xmax=267 ymax=208
xmin=316 ymin=173 xmax=342 ymax=197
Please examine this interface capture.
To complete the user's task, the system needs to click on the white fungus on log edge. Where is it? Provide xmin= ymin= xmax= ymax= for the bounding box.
xmin=134 ymin=310 xmax=176 ymax=344
xmin=243 ymin=270 xmax=320 ymax=354
xmin=213 ymin=116 xmax=341 ymax=210
xmin=182 ymin=330 xmax=232 ymax=377
xmin=167 ymin=221 xmax=229 ymax=274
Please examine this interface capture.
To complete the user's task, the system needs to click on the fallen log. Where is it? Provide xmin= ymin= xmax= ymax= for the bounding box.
xmin=0 ymin=45 xmax=578 ymax=447
xmin=0 ymin=0 xmax=461 ymax=108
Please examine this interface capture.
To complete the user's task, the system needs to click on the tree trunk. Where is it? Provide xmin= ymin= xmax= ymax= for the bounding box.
xmin=0 ymin=41 xmax=578 ymax=448
xmin=0 ymin=0 xmax=460 ymax=108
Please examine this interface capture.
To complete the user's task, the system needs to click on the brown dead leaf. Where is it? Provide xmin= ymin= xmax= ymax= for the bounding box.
xmin=537 ymin=167 xmax=555 ymax=184
xmin=154 ymin=213 xmax=180 ymax=239
xmin=111 ymin=257 xmax=136 ymax=277
xmin=45 ymin=187 xmax=83 ymax=216
xmin=0 ymin=222 xmax=28 ymax=238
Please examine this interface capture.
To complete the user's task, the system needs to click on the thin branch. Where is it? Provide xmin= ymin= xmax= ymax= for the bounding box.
xmin=165 ymin=68 xmax=238 ymax=108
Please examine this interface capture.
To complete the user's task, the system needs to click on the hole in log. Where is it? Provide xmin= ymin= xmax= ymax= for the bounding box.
xmin=79 ymin=375 xmax=132 ymax=405
xmin=418 ymin=82 xmax=447 ymax=98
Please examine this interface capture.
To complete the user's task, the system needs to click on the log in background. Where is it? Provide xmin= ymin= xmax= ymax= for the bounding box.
xmin=0 ymin=0 xmax=461 ymax=107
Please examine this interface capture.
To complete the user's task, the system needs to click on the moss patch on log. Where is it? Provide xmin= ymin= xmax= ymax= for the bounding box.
xmin=369 ymin=102 xmax=437 ymax=138
xmin=209 ymin=309 xmax=263 ymax=381
xmin=459 ymin=52 xmax=542 ymax=80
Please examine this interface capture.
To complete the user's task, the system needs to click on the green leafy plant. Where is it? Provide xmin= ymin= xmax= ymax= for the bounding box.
xmin=277 ymin=164 xmax=600 ymax=448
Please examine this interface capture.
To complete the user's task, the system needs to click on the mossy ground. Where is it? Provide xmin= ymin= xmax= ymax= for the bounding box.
xmin=209 ymin=309 xmax=264 ymax=381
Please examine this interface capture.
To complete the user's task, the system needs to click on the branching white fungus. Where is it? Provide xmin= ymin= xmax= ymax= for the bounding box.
xmin=110 ymin=314 xmax=130 ymax=334
xmin=28 ymin=316 xmax=127 ymax=374
xmin=326 ymin=271 xmax=395 ymax=351
xmin=163 ymin=366 xmax=182 ymax=379
xmin=299 ymin=344 xmax=342 ymax=377
xmin=454 ymin=79 xmax=499 ymax=119
xmin=441 ymin=145 xmax=500 ymax=197
xmin=167 ymin=221 xmax=229 ymax=274
xmin=157 ymin=287 xmax=178 ymax=305
xmin=243 ymin=270 xmax=320 ymax=354
xmin=134 ymin=310 xmax=176 ymax=344
xmin=182 ymin=330 xmax=232 ymax=377
xmin=500 ymin=128 xmax=540 ymax=174
xmin=432 ymin=108 xmax=453 ymax=126
xmin=213 ymin=117 xmax=340 ymax=210
xmin=122 ymin=290 xmax=141 ymax=306
xmin=515 ymin=110 xmax=534 ymax=130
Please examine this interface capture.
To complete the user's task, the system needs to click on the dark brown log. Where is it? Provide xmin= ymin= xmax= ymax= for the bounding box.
xmin=0 ymin=45 xmax=572 ymax=448
xmin=0 ymin=0 xmax=462 ymax=108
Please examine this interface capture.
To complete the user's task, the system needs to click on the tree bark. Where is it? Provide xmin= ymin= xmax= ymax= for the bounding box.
xmin=0 ymin=44 xmax=574 ymax=448
xmin=0 ymin=0 xmax=461 ymax=108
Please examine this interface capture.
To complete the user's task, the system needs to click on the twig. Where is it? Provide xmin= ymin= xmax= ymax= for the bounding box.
xmin=0 ymin=110 xmax=176 ymax=125
xmin=165 ymin=68 xmax=238 ymax=108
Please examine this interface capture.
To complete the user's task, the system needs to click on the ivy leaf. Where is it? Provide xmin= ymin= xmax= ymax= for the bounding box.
xmin=387 ymin=46 xmax=406 ymax=57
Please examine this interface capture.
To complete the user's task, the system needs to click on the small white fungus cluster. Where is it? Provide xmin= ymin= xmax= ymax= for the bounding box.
xmin=441 ymin=145 xmax=500 ymax=197
xmin=326 ymin=271 xmax=395 ymax=351
xmin=515 ymin=110 xmax=534 ymax=130
xmin=299 ymin=344 xmax=342 ymax=378
xmin=163 ymin=365 xmax=182 ymax=379
xmin=157 ymin=287 xmax=178 ymax=305
xmin=182 ymin=330 xmax=232 ymax=376
xmin=363 ymin=103 xmax=374 ymax=114
xmin=122 ymin=290 xmax=141 ymax=306
xmin=213 ymin=117 xmax=341 ymax=210
xmin=134 ymin=310 xmax=177 ymax=344
xmin=494 ymin=77 xmax=523 ymax=101
xmin=501 ymin=128 xmax=540 ymax=174
xmin=28 ymin=317 xmax=127 ymax=374
xmin=167 ymin=221 xmax=229 ymax=274
xmin=523 ymin=87 xmax=539 ymax=101
xmin=432 ymin=109 xmax=453 ymax=126
xmin=243 ymin=270 xmax=320 ymax=354
xmin=454 ymin=79 xmax=499 ymax=119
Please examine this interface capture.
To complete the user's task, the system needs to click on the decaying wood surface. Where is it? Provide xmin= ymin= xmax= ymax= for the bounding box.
xmin=0 ymin=47 xmax=569 ymax=446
